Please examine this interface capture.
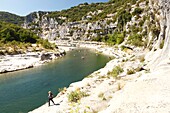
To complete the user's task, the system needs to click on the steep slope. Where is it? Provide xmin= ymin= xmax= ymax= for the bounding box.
xmin=146 ymin=0 xmax=170 ymax=71
xmin=100 ymin=1 xmax=170 ymax=111
xmin=23 ymin=0 xmax=153 ymax=46
xmin=0 ymin=21 xmax=56 ymax=55
xmin=0 ymin=11 xmax=24 ymax=24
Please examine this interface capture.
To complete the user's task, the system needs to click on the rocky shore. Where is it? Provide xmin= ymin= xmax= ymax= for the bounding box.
xmin=2 ymin=42 xmax=169 ymax=113
xmin=30 ymin=45 xmax=162 ymax=113
xmin=0 ymin=50 xmax=66 ymax=74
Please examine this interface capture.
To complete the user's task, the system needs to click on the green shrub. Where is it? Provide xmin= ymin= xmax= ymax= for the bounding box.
xmin=151 ymin=25 xmax=160 ymax=37
xmin=117 ymin=10 xmax=132 ymax=31
xmin=116 ymin=33 xmax=124 ymax=44
xmin=108 ymin=65 xmax=124 ymax=78
xmin=37 ymin=39 xmax=55 ymax=49
xmin=92 ymin=35 xmax=104 ymax=42
xmin=98 ymin=92 xmax=106 ymax=100
xmin=127 ymin=69 xmax=135 ymax=75
xmin=135 ymin=67 xmax=143 ymax=72
xmin=68 ymin=89 xmax=88 ymax=102
xmin=128 ymin=34 xmax=144 ymax=46
xmin=160 ymin=40 xmax=164 ymax=49
xmin=139 ymin=20 xmax=145 ymax=26
xmin=106 ymin=32 xmax=124 ymax=45
xmin=132 ymin=7 xmax=143 ymax=16
xmin=120 ymin=45 xmax=126 ymax=51
xmin=0 ymin=21 xmax=39 ymax=44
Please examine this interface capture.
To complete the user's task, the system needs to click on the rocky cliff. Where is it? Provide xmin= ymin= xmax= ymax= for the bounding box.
xmin=22 ymin=0 xmax=164 ymax=51
xmin=146 ymin=0 xmax=170 ymax=71
xmin=27 ymin=0 xmax=170 ymax=113
xmin=23 ymin=0 xmax=170 ymax=70
xmin=23 ymin=12 xmax=116 ymax=41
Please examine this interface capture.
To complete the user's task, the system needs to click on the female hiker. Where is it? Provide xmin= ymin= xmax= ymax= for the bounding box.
xmin=48 ymin=91 xmax=55 ymax=106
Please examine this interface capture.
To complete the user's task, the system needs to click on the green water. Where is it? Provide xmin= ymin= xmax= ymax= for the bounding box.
xmin=0 ymin=48 xmax=110 ymax=113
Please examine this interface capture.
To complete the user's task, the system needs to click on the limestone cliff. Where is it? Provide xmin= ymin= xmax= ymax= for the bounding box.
xmin=23 ymin=13 xmax=116 ymax=41
xmin=145 ymin=0 xmax=170 ymax=71
xmin=21 ymin=0 xmax=170 ymax=72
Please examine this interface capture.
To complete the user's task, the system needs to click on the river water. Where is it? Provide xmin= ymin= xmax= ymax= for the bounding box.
xmin=0 ymin=48 xmax=110 ymax=113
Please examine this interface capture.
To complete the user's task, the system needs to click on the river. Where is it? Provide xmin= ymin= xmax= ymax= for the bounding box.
xmin=0 ymin=48 xmax=110 ymax=113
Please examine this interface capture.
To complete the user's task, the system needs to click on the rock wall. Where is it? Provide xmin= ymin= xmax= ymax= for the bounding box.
xmin=23 ymin=12 xmax=116 ymax=41
xmin=147 ymin=0 xmax=170 ymax=71
xmin=23 ymin=0 xmax=170 ymax=71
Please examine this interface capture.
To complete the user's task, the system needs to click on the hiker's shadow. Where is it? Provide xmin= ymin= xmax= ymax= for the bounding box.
xmin=50 ymin=103 xmax=60 ymax=106
xmin=55 ymin=103 xmax=60 ymax=105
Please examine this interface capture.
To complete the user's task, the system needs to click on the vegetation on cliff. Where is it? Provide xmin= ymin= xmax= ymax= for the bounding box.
xmin=0 ymin=0 xmax=161 ymax=50
xmin=47 ymin=0 xmax=138 ymax=22
xmin=44 ymin=0 xmax=152 ymax=47
xmin=0 ymin=11 xmax=24 ymax=25
xmin=0 ymin=21 xmax=55 ymax=55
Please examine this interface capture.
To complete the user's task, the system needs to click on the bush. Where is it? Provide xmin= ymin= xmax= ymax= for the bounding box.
xmin=37 ymin=39 xmax=55 ymax=49
xmin=128 ymin=34 xmax=144 ymax=46
xmin=108 ymin=65 xmax=124 ymax=78
xmin=0 ymin=21 xmax=39 ymax=43
xmin=120 ymin=45 xmax=126 ymax=51
xmin=151 ymin=25 xmax=160 ymax=37
xmin=160 ymin=40 xmax=164 ymax=49
xmin=67 ymin=89 xmax=88 ymax=102
xmin=139 ymin=20 xmax=145 ymax=27
xmin=127 ymin=69 xmax=135 ymax=75
xmin=132 ymin=7 xmax=143 ymax=16
xmin=92 ymin=35 xmax=104 ymax=42
xmin=98 ymin=92 xmax=106 ymax=100
xmin=117 ymin=10 xmax=132 ymax=31
xmin=106 ymin=32 xmax=124 ymax=45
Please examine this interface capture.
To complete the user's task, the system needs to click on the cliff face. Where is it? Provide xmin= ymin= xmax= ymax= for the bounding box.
xmin=22 ymin=1 xmax=150 ymax=43
xmin=146 ymin=0 xmax=170 ymax=71
xmin=22 ymin=0 xmax=170 ymax=71
xmin=23 ymin=13 xmax=116 ymax=41
xmin=157 ymin=0 xmax=170 ymax=64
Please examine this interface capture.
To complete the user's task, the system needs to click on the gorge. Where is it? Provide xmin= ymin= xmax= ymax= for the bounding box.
xmin=0 ymin=49 xmax=110 ymax=113
xmin=0 ymin=0 xmax=170 ymax=112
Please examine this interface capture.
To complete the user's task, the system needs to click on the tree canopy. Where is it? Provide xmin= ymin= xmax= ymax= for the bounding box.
xmin=0 ymin=21 xmax=39 ymax=43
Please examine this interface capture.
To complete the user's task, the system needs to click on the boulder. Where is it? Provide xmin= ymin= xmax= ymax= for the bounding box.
xmin=40 ymin=53 xmax=52 ymax=61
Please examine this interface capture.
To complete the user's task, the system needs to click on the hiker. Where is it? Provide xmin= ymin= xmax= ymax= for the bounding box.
xmin=48 ymin=91 xmax=55 ymax=106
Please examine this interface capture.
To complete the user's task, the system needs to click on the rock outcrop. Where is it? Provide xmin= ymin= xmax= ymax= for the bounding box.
xmin=146 ymin=0 xmax=170 ymax=71
xmin=23 ymin=14 xmax=116 ymax=41
xmin=0 ymin=50 xmax=66 ymax=74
